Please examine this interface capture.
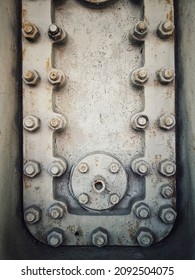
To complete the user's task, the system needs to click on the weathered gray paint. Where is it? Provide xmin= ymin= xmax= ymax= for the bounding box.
xmin=0 ymin=0 xmax=195 ymax=259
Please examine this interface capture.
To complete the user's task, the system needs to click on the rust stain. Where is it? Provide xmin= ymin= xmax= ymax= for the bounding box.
xmin=167 ymin=8 xmax=173 ymax=22
xmin=23 ymin=47 xmax=26 ymax=60
xmin=45 ymin=57 xmax=52 ymax=70
xmin=166 ymin=0 xmax=171 ymax=4
xmin=22 ymin=8 xmax=27 ymax=19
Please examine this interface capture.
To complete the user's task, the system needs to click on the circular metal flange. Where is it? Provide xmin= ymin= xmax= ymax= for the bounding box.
xmin=70 ymin=153 xmax=128 ymax=211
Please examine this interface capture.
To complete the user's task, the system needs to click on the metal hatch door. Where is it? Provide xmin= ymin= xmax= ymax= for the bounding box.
xmin=22 ymin=0 xmax=176 ymax=247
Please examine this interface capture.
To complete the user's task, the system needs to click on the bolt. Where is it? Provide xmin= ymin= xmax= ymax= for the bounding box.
xmin=47 ymin=230 xmax=63 ymax=247
xmin=162 ymin=20 xmax=174 ymax=32
xmin=131 ymin=68 xmax=149 ymax=87
xmin=23 ymin=70 xmax=40 ymax=86
xmin=159 ymin=114 xmax=175 ymax=130
xmin=49 ymin=204 xmax=64 ymax=219
xmin=158 ymin=67 xmax=175 ymax=84
xmin=134 ymin=203 xmax=151 ymax=219
xmin=161 ymin=185 xmax=174 ymax=198
xmin=78 ymin=163 xmax=89 ymax=173
xmin=49 ymin=24 xmax=60 ymax=35
xmin=79 ymin=193 xmax=89 ymax=204
xmin=132 ymin=114 xmax=149 ymax=130
xmin=132 ymin=21 xmax=148 ymax=41
xmin=49 ymin=115 xmax=66 ymax=131
xmin=92 ymin=228 xmax=108 ymax=247
xmin=136 ymin=229 xmax=154 ymax=247
xmin=131 ymin=159 xmax=150 ymax=176
xmin=159 ymin=207 xmax=177 ymax=224
xmin=23 ymin=116 xmax=40 ymax=132
xmin=48 ymin=24 xmax=66 ymax=43
xmin=157 ymin=20 xmax=174 ymax=39
xmin=24 ymin=160 xmax=41 ymax=177
xmin=22 ymin=22 xmax=40 ymax=41
xmin=159 ymin=160 xmax=176 ymax=177
xmin=24 ymin=206 xmax=41 ymax=224
xmin=48 ymin=160 xmax=67 ymax=177
xmin=110 ymin=194 xmax=120 ymax=205
xmin=110 ymin=163 xmax=120 ymax=173
xmin=48 ymin=68 xmax=66 ymax=87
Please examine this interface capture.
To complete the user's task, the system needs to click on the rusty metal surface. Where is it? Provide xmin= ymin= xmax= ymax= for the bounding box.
xmin=22 ymin=0 xmax=176 ymax=246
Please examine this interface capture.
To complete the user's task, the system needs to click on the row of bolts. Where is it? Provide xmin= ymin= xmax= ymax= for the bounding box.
xmin=23 ymin=20 xmax=175 ymax=246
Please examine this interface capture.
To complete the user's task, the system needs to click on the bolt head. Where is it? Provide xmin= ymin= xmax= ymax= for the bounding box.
xmin=133 ymin=21 xmax=148 ymax=40
xmin=23 ymin=115 xmax=40 ymax=132
xmin=22 ymin=23 xmax=40 ymax=41
xmin=159 ymin=207 xmax=177 ymax=224
xmin=132 ymin=114 xmax=149 ymax=130
xmin=49 ymin=115 xmax=66 ymax=131
xmin=110 ymin=193 xmax=120 ymax=205
xmin=79 ymin=193 xmax=89 ymax=204
xmin=136 ymin=229 xmax=154 ymax=247
xmin=78 ymin=163 xmax=89 ymax=173
xmin=48 ymin=24 xmax=66 ymax=42
xmin=92 ymin=228 xmax=108 ymax=247
xmin=157 ymin=20 xmax=175 ymax=39
xmin=24 ymin=160 xmax=41 ymax=177
xmin=131 ymin=159 xmax=150 ymax=176
xmin=48 ymin=68 xmax=66 ymax=87
xmin=23 ymin=70 xmax=40 ymax=86
xmin=110 ymin=163 xmax=120 ymax=173
xmin=158 ymin=67 xmax=175 ymax=83
xmin=48 ymin=160 xmax=67 ymax=177
xmin=24 ymin=206 xmax=41 ymax=224
xmin=48 ymin=204 xmax=64 ymax=219
xmin=161 ymin=185 xmax=174 ymax=198
xmin=131 ymin=68 xmax=149 ymax=87
xmin=159 ymin=114 xmax=175 ymax=130
xmin=159 ymin=160 xmax=176 ymax=177
xmin=47 ymin=230 xmax=63 ymax=247
xmin=134 ymin=203 xmax=151 ymax=219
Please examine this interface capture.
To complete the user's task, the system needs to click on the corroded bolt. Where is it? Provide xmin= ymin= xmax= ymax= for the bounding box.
xmin=23 ymin=70 xmax=40 ymax=86
xmin=158 ymin=67 xmax=175 ymax=84
xmin=24 ymin=160 xmax=41 ymax=177
xmin=92 ymin=228 xmax=108 ymax=247
xmin=47 ymin=230 xmax=63 ymax=247
xmin=49 ymin=24 xmax=60 ymax=35
xmin=132 ymin=114 xmax=149 ymax=130
xmin=49 ymin=115 xmax=66 ymax=131
xmin=131 ymin=159 xmax=150 ymax=176
xmin=132 ymin=21 xmax=148 ymax=41
xmin=24 ymin=206 xmax=41 ymax=224
xmin=79 ymin=193 xmax=89 ymax=204
xmin=159 ymin=207 xmax=177 ymax=224
xmin=110 ymin=194 xmax=120 ymax=205
xmin=48 ymin=160 xmax=67 ymax=177
xmin=78 ymin=163 xmax=89 ymax=173
xmin=109 ymin=163 xmax=120 ymax=173
xmin=136 ymin=229 xmax=154 ymax=247
xmin=49 ymin=204 xmax=64 ymax=219
xmin=161 ymin=184 xmax=174 ymax=198
xmin=134 ymin=203 xmax=151 ymax=219
xmin=159 ymin=114 xmax=175 ymax=130
xmin=159 ymin=160 xmax=176 ymax=177
xmin=48 ymin=24 xmax=66 ymax=42
xmin=22 ymin=22 xmax=40 ymax=41
xmin=157 ymin=20 xmax=175 ymax=39
xmin=23 ymin=116 xmax=40 ymax=132
xmin=48 ymin=68 xmax=66 ymax=87
xmin=131 ymin=68 xmax=149 ymax=87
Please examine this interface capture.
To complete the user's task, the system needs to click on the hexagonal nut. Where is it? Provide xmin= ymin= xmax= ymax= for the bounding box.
xmin=132 ymin=21 xmax=148 ymax=41
xmin=159 ymin=159 xmax=176 ymax=177
xmin=49 ymin=115 xmax=66 ymax=131
xmin=78 ymin=193 xmax=89 ymax=205
xmin=159 ymin=206 xmax=177 ymax=224
xmin=47 ymin=230 xmax=64 ymax=247
xmin=92 ymin=228 xmax=108 ymax=247
xmin=134 ymin=203 xmax=151 ymax=219
xmin=131 ymin=159 xmax=150 ymax=176
xmin=22 ymin=22 xmax=40 ymax=41
xmin=131 ymin=68 xmax=149 ymax=87
xmin=161 ymin=184 xmax=174 ymax=198
xmin=157 ymin=67 xmax=175 ymax=84
xmin=23 ymin=70 xmax=40 ymax=86
xmin=136 ymin=228 xmax=154 ymax=247
xmin=48 ymin=160 xmax=67 ymax=177
xmin=23 ymin=115 xmax=40 ymax=132
xmin=157 ymin=20 xmax=175 ymax=39
xmin=48 ymin=68 xmax=66 ymax=87
xmin=48 ymin=24 xmax=67 ymax=43
xmin=159 ymin=114 xmax=175 ymax=130
xmin=131 ymin=113 xmax=149 ymax=130
xmin=24 ymin=205 xmax=41 ymax=224
xmin=48 ymin=204 xmax=64 ymax=219
xmin=23 ymin=160 xmax=41 ymax=177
